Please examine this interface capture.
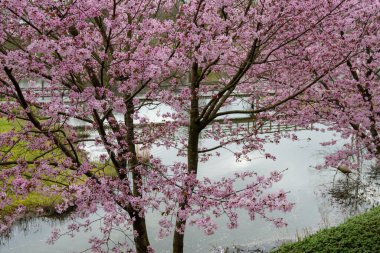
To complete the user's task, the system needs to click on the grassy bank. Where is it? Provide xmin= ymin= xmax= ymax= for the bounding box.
xmin=0 ymin=118 xmax=60 ymax=218
xmin=0 ymin=117 xmax=118 ymax=218
xmin=273 ymin=206 xmax=380 ymax=253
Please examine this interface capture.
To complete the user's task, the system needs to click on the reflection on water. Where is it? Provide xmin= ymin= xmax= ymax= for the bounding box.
xmin=325 ymin=165 xmax=380 ymax=216
xmin=214 ymin=165 xmax=380 ymax=253
xmin=1 ymin=129 xmax=380 ymax=253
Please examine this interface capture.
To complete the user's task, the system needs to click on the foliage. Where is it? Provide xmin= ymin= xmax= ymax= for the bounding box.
xmin=0 ymin=117 xmax=17 ymax=132
xmin=0 ymin=118 xmax=59 ymax=218
xmin=0 ymin=1 xmax=378 ymax=253
xmin=273 ymin=206 xmax=380 ymax=253
xmin=0 ymin=117 xmax=116 ymax=218
xmin=281 ymin=7 xmax=380 ymax=170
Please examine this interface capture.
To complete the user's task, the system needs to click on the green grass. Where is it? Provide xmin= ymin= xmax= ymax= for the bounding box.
xmin=0 ymin=118 xmax=63 ymax=217
xmin=1 ymin=117 xmax=118 ymax=218
xmin=273 ymin=206 xmax=380 ymax=253
xmin=2 ymin=193 xmax=61 ymax=215
xmin=0 ymin=117 xmax=21 ymax=132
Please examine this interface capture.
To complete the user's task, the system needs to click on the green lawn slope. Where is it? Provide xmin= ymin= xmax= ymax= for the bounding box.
xmin=0 ymin=117 xmax=117 ymax=218
xmin=273 ymin=206 xmax=380 ymax=253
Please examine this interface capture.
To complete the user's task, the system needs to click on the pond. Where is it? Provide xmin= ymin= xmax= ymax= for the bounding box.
xmin=1 ymin=126 xmax=379 ymax=253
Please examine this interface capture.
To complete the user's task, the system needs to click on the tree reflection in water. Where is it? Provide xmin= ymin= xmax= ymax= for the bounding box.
xmin=327 ymin=165 xmax=380 ymax=215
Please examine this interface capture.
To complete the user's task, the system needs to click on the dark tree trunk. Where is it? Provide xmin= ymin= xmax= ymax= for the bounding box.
xmin=173 ymin=62 xmax=200 ymax=253
xmin=129 ymin=210 xmax=151 ymax=253
xmin=172 ymin=126 xmax=199 ymax=253
xmin=125 ymin=98 xmax=151 ymax=253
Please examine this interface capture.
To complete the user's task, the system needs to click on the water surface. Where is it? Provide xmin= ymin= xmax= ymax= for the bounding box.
xmin=2 ymin=128 xmax=379 ymax=253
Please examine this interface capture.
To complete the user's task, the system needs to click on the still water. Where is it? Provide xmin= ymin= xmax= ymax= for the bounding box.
xmin=2 ymin=127 xmax=379 ymax=253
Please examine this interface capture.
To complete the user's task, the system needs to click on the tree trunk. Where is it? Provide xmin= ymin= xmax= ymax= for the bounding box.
xmin=172 ymin=219 xmax=186 ymax=253
xmin=125 ymin=98 xmax=151 ymax=253
xmin=172 ymin=126 xmax=199 ymax=253
xmin=129 ymin=211 xmax=151 ymax=253
xmin=173 ymin=62 xmax=200 ymax=253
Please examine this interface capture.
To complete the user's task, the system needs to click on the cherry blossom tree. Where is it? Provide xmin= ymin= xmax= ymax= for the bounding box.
xmin=0 ymin=1 xmax=375 ymax=253
xmin=281 ymin=2 xmax=380 ymax=170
